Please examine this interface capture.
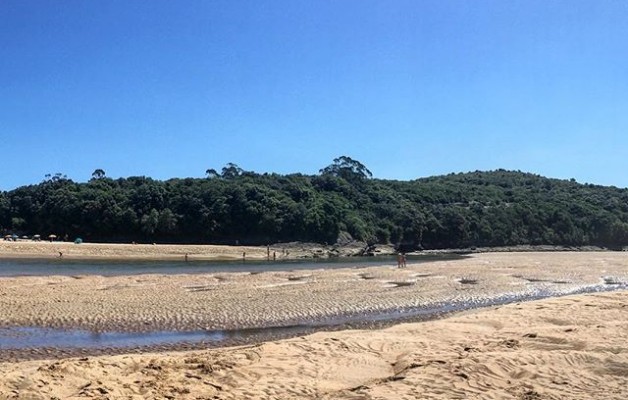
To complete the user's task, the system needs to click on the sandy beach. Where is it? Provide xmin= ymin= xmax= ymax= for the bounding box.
xmin=0 ymin=290 xmax=626 ymax=399
xmin=0 ymin=240 xmax=389 ymax=261
xmin=0 ymin=251 xmax=626 ymax=334
xmin=0 ymin=251 xmax=627 ymax=398
xmin=0 ymin=241 xmax=280 ymax=261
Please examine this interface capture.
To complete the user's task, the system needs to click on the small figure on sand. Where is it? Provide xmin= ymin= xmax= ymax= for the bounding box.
xmin=397 ymin=253 xmax=407 ymax=268
xmin=184 ymin=253 xmax=189 ymax=262
xmin=58 ymin=251 xmax=63 ymax=258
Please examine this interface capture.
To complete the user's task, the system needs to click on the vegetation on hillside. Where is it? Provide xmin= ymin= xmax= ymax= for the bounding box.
xmin=2 ymin=157 xmax=628 ymax=249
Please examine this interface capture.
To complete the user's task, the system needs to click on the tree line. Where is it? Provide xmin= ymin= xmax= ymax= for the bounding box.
xmin=2 ymin=157 xmax=628 ymax=249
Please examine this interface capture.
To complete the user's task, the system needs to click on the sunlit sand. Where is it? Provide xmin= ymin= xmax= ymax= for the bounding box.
xmin=0 ymin=252 xmax=626 ymax=398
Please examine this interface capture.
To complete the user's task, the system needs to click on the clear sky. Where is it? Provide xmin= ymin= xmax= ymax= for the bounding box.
xmin=1 ymin=0 xmax=627 ymax=190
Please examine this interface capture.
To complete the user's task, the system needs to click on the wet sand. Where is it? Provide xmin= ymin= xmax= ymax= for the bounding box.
xmin=0 ymin=290 xmax=626 ymax=399
xmin=0 ymin=252 xmax=626 ymax=335
xmin=0 ymin=252 xmax=627 ymax=398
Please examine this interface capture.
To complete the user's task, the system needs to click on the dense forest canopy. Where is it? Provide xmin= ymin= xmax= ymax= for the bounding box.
xmin=2 ymin=158 xmax=628 ymax=249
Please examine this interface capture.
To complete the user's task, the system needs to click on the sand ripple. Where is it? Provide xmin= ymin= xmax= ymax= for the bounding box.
xmin=0 ymin=290 xmax=625 ymax=399
xmin=0 ymin=252 xmax=627 ymax=335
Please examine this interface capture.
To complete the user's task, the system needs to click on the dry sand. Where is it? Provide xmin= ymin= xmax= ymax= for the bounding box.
xmin=0 ymin=252 xmax=627 ymax=399
xmin=0 ymin=240 xmax=385 ymax=261
xmin=0 ymin=241 xmax=273 ymax=261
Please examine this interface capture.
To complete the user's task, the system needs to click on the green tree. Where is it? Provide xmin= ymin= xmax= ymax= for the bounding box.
xmin=319 ymin=156 xmax=373 ymax=182
xmin=4 ymin=167 xmax=628 ymax=249
xmin=141 ymin=209 xmax=160 ymax=236
xmin=221 ymin=163 xmax=243 ymax=179
xmin=157 ymin=208 xmax=177 ymax=235
xmin=205 ymin=168 xmax=219 ymax=179
xmin=91 ymin=169 xmax=106 ymax=180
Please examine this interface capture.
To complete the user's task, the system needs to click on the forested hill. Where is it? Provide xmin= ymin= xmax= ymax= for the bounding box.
xmin=2 ymin=158 xmax=628 ymax=249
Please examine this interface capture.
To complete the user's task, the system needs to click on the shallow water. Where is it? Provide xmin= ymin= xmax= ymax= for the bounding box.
xmin=0 ymin=254 xmax=463 ymax=277
xmin=1 ymin=282 xmax=625 ymax=351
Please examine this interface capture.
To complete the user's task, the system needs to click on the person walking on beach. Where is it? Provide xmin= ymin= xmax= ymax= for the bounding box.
xmin=397 ymin=253 xmax=407 ymax=268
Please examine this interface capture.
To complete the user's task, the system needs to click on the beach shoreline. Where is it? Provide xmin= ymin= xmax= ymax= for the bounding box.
xmin=0 ymin=240 xmax=613 ymax=262
xmin=0 ymin=241 xmax=281 ymax=261
xmin=1 ymin=289 xmax=626 ymax=399
xmin=1 ymin=252 xmax=627 ymax=398
xmin=0 ymin=240 xmax=399 ymax=261
xmin=0 ymin=252 xmax=626 ymax=333
xmin=1 ymin=285 xmax=624 ymax=365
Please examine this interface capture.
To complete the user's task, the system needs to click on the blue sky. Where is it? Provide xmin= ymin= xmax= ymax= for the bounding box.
xmin=1 ymin=0 xmax=627 ymax=190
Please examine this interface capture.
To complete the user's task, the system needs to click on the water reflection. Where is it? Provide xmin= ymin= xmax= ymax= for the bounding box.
xmin=1 ymin=282 xmax=625 ymax=351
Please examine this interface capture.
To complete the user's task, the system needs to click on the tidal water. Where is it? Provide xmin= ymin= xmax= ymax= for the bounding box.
xmin=0 ymin=282 xmax=625 ymax=351
xmin=0 ymin=254 xmax=463 ymax=351
xmin=2 ymin=253 xmax=625 ymax=352
xmin=0 ymin=254 xmax=463 ymax=277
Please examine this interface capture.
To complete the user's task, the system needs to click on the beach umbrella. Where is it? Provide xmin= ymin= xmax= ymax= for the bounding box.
xmin=33 ymin=234 xmax=41 ymax=241
xmin=74 ymin=238 xmax=83 ymax=244
xmin=48 ymin=234 xmax=57 ymax=241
